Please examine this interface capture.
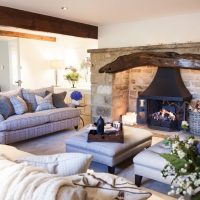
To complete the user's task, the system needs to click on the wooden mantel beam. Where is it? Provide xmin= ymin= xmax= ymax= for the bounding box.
xmin=0 ymin=6 xmax=98 ymax=39
xmin=99 ymin=52 xmax=200 ymax=73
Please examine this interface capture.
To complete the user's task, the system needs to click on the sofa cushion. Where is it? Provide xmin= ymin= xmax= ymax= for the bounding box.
xmin=65 ymin=126 xmax=152 ymax=157
xmin=35 ymin=93 xmax=55 ymax=112
xmin=133 ymin=141 xmax=170 ymax=171
xmin=0 ymin=112 xmax=49 ymax=131
xmin=46 ymin=91 xmax=67 ymax=108
xmin=147 ymin=141 xmax=171 ymax=154
xmin=0 ymin=96 xmax=15 ymax=119
xmin=0 ymin=144 xmax=32 ymax=160
xmin=22 ymin=86 xmax=54 ymax=112
xmin=133 ymin=150 xmax=168 ymax=171
xmin=0 ymin=107 xmax=80 ymax=132
xmin=45 ymin=107 xmax=81 ymax=122
xmin=17 ymin=153 xmax=93 ymax=176
xmin=10 ymin=96 xmax=28 ymax=115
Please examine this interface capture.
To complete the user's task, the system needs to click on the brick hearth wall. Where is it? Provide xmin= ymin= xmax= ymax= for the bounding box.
xmin=89 ymin=42 xmax=200 ymax=123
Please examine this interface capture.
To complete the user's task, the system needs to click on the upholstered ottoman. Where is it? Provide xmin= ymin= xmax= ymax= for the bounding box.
xmin=65 ymin=126 xmax=152 ymax=174
xmin=133 ymin=141 xmax=173 ymax=187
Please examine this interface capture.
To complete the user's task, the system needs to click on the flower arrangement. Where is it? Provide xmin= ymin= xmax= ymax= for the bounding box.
xmin=70 ymin=91 xmax=83 ymax=101
xmin=160 ymin=136 xmax=200 ymax=200
xmin=64 ymin=68 xmax=80 ymax=88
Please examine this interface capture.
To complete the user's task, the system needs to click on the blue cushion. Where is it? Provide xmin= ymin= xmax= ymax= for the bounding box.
xmin=0 ymin=96 xmax=14 ymax=119
xmin=10 ymin=96 xmax=28 ymax=115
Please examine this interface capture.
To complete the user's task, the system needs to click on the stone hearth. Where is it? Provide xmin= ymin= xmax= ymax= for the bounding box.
xmin=88 ymin=42 xmax=200 ymax=124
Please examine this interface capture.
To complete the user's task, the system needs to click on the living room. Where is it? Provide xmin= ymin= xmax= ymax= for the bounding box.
xmin=0 ymin=1 xmax=200 ymax=200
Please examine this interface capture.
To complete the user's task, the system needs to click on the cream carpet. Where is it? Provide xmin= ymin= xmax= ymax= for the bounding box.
xmin=13 ymin=128 xmax=176 ymax=200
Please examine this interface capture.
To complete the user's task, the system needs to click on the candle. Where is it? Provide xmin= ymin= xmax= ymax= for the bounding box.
xmin=140 ymin=99 xmax=145 ymax=107
xmin=122 ymin=112 xmax=137 ymax=125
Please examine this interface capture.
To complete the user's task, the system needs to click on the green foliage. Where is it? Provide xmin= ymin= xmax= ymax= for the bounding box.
xmin=64 ymin=72 xmax=80 ymax=82
xmin=192 ymin=192 xmax=200 ymax=200
xmin=161 ymin=154 xmax=187 ymax=172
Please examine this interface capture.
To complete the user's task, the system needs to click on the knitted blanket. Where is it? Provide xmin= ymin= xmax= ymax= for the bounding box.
xmin=0 ymin=155 xmax=151 ymax=200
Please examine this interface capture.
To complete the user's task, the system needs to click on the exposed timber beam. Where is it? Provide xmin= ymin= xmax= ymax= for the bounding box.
xmin=0 ymin=6 xmax=98 ymax=39
xmin=0 ymin=30 xmax=56 ymax=42
xmin=99 ymin=52 xmax=200 ymax=73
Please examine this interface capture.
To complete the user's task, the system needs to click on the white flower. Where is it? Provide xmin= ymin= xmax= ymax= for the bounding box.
xmin=177 ymin=150 xmax=186 ymax=159
xmin=184 ymin=164 xmax=188 ymax=168
xmin=87 ymin=169 xmax=94 ymax=175
xmin=188 ymin=138 xmax=194 ymax=145
xmin=180 ymin=168 xmax=187 ymax=173
xmin=194 ymin=179 xmax=200 ymax=187
xmin=168 ymin=190 xmax=175 ymax=195
xmin=181 ymin=121 xmax=189 ymax=126
xmin=185 ymin=144 xmax=190 ymax=149
xmin=186 ymin=187 xmax=193 ymax=196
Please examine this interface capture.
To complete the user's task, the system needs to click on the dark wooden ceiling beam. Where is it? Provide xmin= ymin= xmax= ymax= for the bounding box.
xmin=0 ymin=6 xmax=98 ymax=39
xmin=99 ymin=52 xmax=200 ymax=73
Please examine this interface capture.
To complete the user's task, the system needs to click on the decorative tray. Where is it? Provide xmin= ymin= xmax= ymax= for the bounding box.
xmin=87 ymin=126 xmax=124 ymax=143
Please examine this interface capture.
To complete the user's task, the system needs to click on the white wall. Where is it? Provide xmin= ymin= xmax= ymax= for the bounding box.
xmin=19 ymin=34 xmax=98 ymax=89
xmin=0 ymin=41 xmax=10 ymax=91
xmin=98 ymin=12 xmax=200 ymax=48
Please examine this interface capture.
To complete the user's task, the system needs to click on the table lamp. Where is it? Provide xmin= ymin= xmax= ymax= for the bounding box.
xmin=49 ymin=60 xmax=63 ymax=87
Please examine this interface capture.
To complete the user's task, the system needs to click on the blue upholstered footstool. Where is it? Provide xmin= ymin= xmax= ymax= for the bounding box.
xmin=65 ymin=126 xmax=152 ymax=174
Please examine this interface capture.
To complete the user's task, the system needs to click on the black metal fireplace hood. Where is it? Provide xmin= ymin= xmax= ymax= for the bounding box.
xmin=139 ymin=67 xmax=192 ymax=101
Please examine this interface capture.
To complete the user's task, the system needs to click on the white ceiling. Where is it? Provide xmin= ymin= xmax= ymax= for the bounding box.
xmin=0 ymin=0 xmax=200 ymax=26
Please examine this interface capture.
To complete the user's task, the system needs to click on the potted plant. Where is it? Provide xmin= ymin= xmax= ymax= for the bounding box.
xmin=160 ymin=136 xmax=200 ymax=200
xmin=70 ymin=91 xmax=83 ymax=105
xmin=64 ymin=68 xmax=80 ymax=88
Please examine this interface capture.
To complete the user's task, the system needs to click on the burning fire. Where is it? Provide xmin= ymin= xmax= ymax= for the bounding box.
xmin=152 ymin=109 xmax=176 ymax=121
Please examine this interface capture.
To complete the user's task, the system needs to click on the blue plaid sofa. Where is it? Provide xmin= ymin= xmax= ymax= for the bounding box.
xmin=0 ymin=87 xmax=80 ymax=144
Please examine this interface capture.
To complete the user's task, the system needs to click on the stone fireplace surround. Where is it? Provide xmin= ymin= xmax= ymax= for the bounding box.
xmin=88 ymin=42 xmax=200 ymax=123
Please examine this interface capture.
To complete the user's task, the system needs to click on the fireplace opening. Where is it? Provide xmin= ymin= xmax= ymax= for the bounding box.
xmin=137 ymin=67 xmax=192 ymax=131
xmin=147 ymin=100 xmax=184 ymax=131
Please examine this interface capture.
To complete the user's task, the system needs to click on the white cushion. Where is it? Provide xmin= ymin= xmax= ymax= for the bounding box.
xmin=17 ymin=153 xmax=93 ymax=176
xmin=35 ymin=93 xmax=55 ymax=112
xmin=0 ymin=144 xmax=32 ymax=160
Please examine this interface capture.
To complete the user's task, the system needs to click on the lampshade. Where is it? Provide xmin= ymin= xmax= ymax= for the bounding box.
xmin=49 ymin=60 xmax=64 ymax=70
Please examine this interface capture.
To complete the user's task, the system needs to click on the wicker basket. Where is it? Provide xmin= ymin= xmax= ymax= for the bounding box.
xmin=189 ymin=111 xmax=200 ymax=135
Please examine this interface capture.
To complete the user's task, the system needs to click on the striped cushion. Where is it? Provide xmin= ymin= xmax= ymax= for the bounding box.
xmin=16 ymin=153 xmax=93 ymax=176
xmin=35 ymin=94 xmax=55 ymax=112
xmin=22 ymin=86 xmax=54 ymax=112
xmin=10 ymin=96 xmax=28 ymax=115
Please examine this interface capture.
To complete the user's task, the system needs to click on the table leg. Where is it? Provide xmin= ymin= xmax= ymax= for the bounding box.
xmin=108 ymin=166 xmax=115 ymax=174
xmin=80 ymin=116 xmax=84 ymax=126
